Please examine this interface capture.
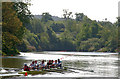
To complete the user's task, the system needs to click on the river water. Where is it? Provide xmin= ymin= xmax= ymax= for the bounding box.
xmin=0 ymin=52 xmax=119 ymax=78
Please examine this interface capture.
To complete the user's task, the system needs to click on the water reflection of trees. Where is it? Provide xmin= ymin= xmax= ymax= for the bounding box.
xmin=2 ymin=58 xmax=26 ymax=68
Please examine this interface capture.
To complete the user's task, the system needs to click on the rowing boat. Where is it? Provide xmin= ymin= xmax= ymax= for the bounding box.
xmin=19 ymin=67 xmax=67 ymax=75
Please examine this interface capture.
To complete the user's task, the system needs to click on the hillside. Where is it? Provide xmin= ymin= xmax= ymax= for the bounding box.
xmin=20 ymin=13 xmax=118 ymax=53
xmin=34 ymin=15 xmax=65 ymax=21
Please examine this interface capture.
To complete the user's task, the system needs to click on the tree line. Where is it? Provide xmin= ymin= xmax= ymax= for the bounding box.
xmin=21 ymin=11 xmax=118 ymax=53
xmin=2 ymin=2 xmax=119 ymax=56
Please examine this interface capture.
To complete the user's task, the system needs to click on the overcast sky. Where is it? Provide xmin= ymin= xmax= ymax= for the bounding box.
xmin=29 ymin=0 xmax=119 ymax=23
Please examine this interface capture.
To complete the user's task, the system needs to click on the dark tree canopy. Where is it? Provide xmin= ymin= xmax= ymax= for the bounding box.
xmin=41 ymin=12 xmax=53 ymax=22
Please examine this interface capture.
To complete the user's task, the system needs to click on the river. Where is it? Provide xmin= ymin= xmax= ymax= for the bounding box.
xmin=0 ymin=52 xmax=119 ymax=78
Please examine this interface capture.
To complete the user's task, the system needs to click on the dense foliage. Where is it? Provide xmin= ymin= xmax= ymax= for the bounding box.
xmin=2 ymin=3 xmax=118 ymax=55
xmin=24 ymin=12 xmax=118 ymax=52
xmin=2 ymin=2 xmax=32 ymax=55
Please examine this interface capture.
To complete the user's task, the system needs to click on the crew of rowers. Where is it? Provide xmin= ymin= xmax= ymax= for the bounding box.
xmin=24 ymin=59 xmax=62 ymax=71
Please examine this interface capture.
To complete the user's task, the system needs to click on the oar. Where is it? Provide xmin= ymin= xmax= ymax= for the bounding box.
xmin=1 ymin=67 xmax=24 ymax=72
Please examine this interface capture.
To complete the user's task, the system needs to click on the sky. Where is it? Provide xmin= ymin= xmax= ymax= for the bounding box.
xmin=29 ymin=0 xmax=120 ymax=23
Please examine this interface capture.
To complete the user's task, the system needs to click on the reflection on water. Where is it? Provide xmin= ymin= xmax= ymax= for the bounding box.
xmin=0 ymin=52 xmax=119 ymax=77
xmin=2 ymin=58 xmax=26 ymax=68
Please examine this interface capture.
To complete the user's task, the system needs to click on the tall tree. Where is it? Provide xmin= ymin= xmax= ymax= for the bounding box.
xmin=13 ymin=2 xmax=33 ymax=26
xmin=75 ymin=13 xmax=84 ymax=21
xmin=63 ymin=9 xmax=73 ymax=20
xmin=2 ymin=2 xmax=23 ymax=55
xmin=41 ymin=13 xmax=53 ymax=22
xmin=2 ymin=1 xmax=32 ymax=55
xmin=13 ymin=2 xmax=33 ymax=39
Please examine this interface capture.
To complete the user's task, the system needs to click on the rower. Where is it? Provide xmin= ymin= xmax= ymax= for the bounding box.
xmin=40 ymin=60 xmax=46 ymax=70
xmin=36 ymin=63 xmax=40 ymax=70
xmin=30 ymin=61 xmax=35 ymax=70
xmin=50 ymin=60 xmax=55 ymax=68
xmin=24 ymin=63 xmax=30 ymax=71
xmin=53 ymin=60 xmax=58 ymax=67
xmin=35 ymin=60 xmax=37 ymax=64
xmin=47 ymin=60 xmax=51 ymax=69
xmin=58 ymin=59 xmax=62 ymax=69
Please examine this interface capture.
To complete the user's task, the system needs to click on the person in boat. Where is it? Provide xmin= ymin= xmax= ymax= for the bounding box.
xmin=47 ymin=60 xmax=52 ymax=69
xmin=30 ymin=61 xmax=36 ymax=70
xmin=50 ymin=60 xmax=52 ymax=65
xmin=24 ymin=63 xmax=30 ymax=71
xmin=36 ymin=63 xmax=40 ymax=70
xmin=50 ymin=60 xmax=55 ymax=68
xmin=57 ymin=59 xmax=62 ymax=69
xmin=35 ymin=60 xmax=37 ymax=64
xmin=34 ymin=60 xmax=38 ymax=69
xmin=53 ymin=60 xmax=58 ymax=68
xmin=40 ymin=60 xmax=46 ymax=69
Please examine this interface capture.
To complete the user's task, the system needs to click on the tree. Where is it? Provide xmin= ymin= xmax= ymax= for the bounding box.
xmin=13 ymin=2 xmax=33 ymax=26
xmin=76 ymin=38 xmax=101 ymax=52
xmin=41 ymin=13 xmax=53 ymax=22
xmin=50 ymin=23 xmax=65 ymax=33
xmin=2 ymin=2 xmax=23 ymax=55
xmin=2 ymin=2 xmax=32 ymax=55
xmin=2 ymin=32 xmax=21 ymax=55
xmin=63 ymin=9 xmax=73 ymax=20
xmin=30 ymin=18 xmax=44 ymax=34
xmin=75 ymin=13 xmax=84 ymax=21
xmin=76 ymin=23 xmax=91 ymax=41
xmin=12 ymin=2 xmax=33 ymax=39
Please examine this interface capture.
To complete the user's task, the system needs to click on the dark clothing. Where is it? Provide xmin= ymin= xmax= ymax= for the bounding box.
xmin=24 ymin=66 xmax=30 ymax=71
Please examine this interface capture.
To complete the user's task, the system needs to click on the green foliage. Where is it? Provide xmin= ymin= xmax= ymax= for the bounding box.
xmin=50 ymin=23 xmax=65 ymax=33
xmin=75 ymin=13 xmax=84 ymax=21
xmin=2 ymin=32 xmax=20 ymax=55
xmin=2 ymin=2 xmax=32 ymax=55
xmin=13 ymin=2 xmax=33 ymax=26
xmin=77 ymin=38 xmax=101 ymax=52
xmin=63 ymin=9 xmax=73 ymax=20
xmin=2 ymin=2 xmax=23 ymax=55
xmin=2 ymin=2 xmax=118 ymax=55
xmin=41 ymin=13 xmax=53 ymax=22
xmin=29 ymin=18 xmax=44 ymax=34
xmin=38 ymin=32 xmax=50 ymax=50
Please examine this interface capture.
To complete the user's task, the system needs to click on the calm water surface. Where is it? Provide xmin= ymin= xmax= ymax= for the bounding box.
xmin=0 ymin=52 xmax=119 ymax=77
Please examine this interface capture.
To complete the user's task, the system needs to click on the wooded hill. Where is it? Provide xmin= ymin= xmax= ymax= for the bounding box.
xmin=20 ymin=13 xmax=118 ymax=53
xmin=2 ymin=2 xmax=119 ymax=56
